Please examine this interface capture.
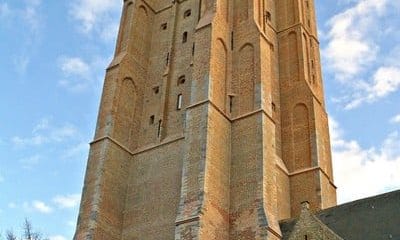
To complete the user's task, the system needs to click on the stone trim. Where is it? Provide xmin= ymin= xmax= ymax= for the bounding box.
xmin=91 ymin=136 xmax=134 ymax=155
xmin=90 ymin=135 xmax=185 ymax=157
xmin=289 ymin=166 xmax=337 ymax=189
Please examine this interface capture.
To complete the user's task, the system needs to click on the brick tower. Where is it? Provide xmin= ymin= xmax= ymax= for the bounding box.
xmin=74 ymin=0 xmax=336 ymax=239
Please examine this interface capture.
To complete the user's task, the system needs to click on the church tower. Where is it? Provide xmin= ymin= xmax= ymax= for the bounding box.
xmin=74 ymin=0 xmax=336 ymax=239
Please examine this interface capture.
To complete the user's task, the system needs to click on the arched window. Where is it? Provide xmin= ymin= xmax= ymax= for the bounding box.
xmin=184 ymin=9 xmax=192 ymax=18
xmin=178 ymin=75 xmax=186 ymax=85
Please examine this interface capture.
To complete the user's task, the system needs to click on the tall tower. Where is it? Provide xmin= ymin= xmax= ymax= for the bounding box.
xmin=74 ymin=0 xmax=336 ymax=239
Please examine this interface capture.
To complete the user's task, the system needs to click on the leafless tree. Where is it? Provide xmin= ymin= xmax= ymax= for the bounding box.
xmin=4 ymin=219 xmax=48 ymax=240
xmin=5 ymin=230 xmax=17 ymax=240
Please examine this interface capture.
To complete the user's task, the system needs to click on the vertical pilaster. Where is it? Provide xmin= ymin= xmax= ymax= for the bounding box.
xmin=175 ymin=1 xmax=232 ymax=239
xmin=277 ymin=0 xmax=337 ymax=217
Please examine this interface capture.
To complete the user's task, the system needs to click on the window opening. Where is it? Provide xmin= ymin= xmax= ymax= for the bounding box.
xmin=166 ymin=52 xmax=170 ymax=65
xmin=231 ymin=31 xmax=234 ymax=50
xmin=192 ymin=43 xmax=195 ymax=56
xmin=229 ymin=95 xmax=234 ymax=113
xmin=178 ymin=75 xmax=186 ymax=85
xmin=265 ymin=11 xmax=272 ymax=22
xmin=184 ymin=9 xmax=192 ymax=18
xmin=182 ymin=32 xmax=188 ymax=43
xmin=153 ymin=86 xmax=160 ymax=94
xmin=272 ymin=102 xmax=276 ymax=112
xmin=177 ymin=94 xmax=183 ymax=110
xmin=161 ymin=23 xmax=168 ymax=30
xmin=157 ymin=120 xmax=162 ymax=138
xmin=150 ymin=115 xmax=155 ymax=124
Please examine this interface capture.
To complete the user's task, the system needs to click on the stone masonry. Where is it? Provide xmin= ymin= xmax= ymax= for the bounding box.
xmin=74 ymin=0 xmax=337 ymax=239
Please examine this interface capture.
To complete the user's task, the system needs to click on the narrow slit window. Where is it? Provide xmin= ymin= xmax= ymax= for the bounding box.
xmin=192 ymin=43 xmax=195 ymax=56
xmin=182 ymin=32 xmax=188 ymax=43
xmin=231 ymin=31 xmax=234 ymax=50
xmin=272 ymin=102 xmax=276 ymax=112
xmin=229 ymin=95 xmax=234 ymax=113
xmin=166 ymin=52 xmax=170 ymax=65
xmin=184 ymin=9 xmax=192 ymax=18
xmin=157 ymin=120 xmax=162 ymax=138
xmin=177 ymin=94 xmax=183 ymax=110
xmin=178 ymin=75 xmax=186 ymax=85
xmin=150 ymin=115 xmax=155 ymax=125
xmin=265 ymin=11 xmax=271 ymax=22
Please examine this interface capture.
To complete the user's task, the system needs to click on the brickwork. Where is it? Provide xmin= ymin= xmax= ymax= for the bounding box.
xmin=74 ymin=0 xmax=336 ymax=239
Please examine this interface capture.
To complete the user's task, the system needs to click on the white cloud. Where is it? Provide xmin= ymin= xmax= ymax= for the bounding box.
xmin=23 ymin=0 xmax=42 ymax=34
xmin=0 ymin=2 xmax=11 ymax=19
xmin=330 ymin=117 xmax=400 ymax=203
xmin=322 ymin=0 xmax=400 ymax=109
xmin=58 ymin=55 xmax=109 ymax=92
xmin=63 ymin=142 xmax=89 ymax=159
xmin=60 ymin=57 xmax=90 ymax=79
xmin=49 ymin=236 xmax=67 ymax=240
xmin=53 ymin=194 xmax=81 ymax=209
xmin=69 ymin=0 xmax=121 ymax=42
xmin=11 ymin=118 xmax=79 ymax=148
xmin=391 ymin=114 xmax=400 ymax=124
xmin=323 ymin=0 xmax=387 ymax=80
xmin=368 ymin=66 xmax=400 ymax=99
xmin=344 ymin=66 xmax=400 ymax=109
xmin=20 ymin=200 xmax=52 ymax=214
xmin=8 ymin=202 xmax=17 ymax=209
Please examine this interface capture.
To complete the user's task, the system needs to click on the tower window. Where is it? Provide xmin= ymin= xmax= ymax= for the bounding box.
xmin=184 ymin=9 xmax=192 ymax=18
xmin=157 ymin=120 xmax=162 ymax=138
xmin=178 ymin=75 xmax=186 ymax=85
xmin=192 ymin=43 xmax=195 ymax=56
xmin=177 ymin=94 xmax=183 ymax=110
xmin=304 ymin=235 xmax=308 ymax=240
xmin=265 ymin=11 xmax=272 ymax=22
xmin=161 ymin=23 xmax=168 ymax=30
xmin=149 ymin=115 xmax=155 ymax=124
xmin=182 ymin=32 xmax=188 ymax=43
xmin=272 ymin=102 xmax=276 ymax=112
xmin=229 ymin=95 xmax=234 ymax=113
xmin=153 ymin=86 xmax=160 ymax=94
xmin=166 ymin=52 xmax=170 ymax=65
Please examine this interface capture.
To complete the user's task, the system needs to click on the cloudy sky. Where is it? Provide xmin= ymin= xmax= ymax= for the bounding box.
xmin=0 ymin=0 xmax=399 ymax=239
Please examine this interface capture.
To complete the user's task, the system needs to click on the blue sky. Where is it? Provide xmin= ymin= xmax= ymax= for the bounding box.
xmin=0 ymin=0 xmax=399 ymax=239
